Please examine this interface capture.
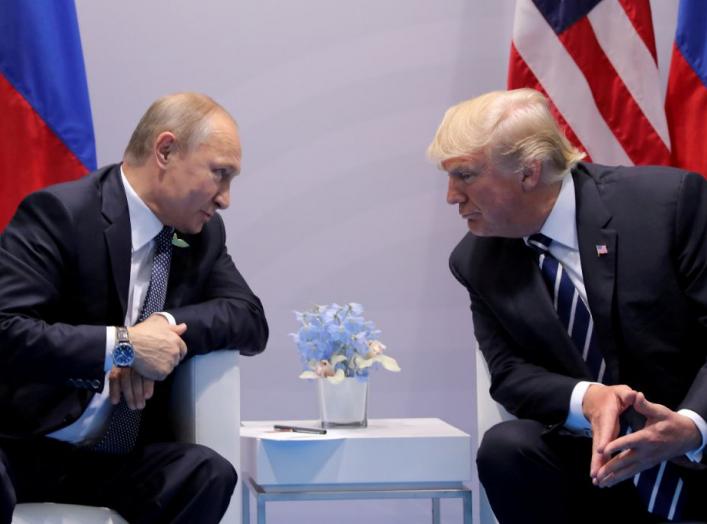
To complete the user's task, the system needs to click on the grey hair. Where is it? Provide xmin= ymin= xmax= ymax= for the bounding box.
xmin=123 ymin=92 xmax=237 ymax=165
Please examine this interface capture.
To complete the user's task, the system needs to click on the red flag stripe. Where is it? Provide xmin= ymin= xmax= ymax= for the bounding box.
xmin=557 ymin=18 xmax=670 ymax=165
xmin=508 ymin=43 xmax=592 ymax=162
xmin=0 ymin=73 xmax=87 ymax=229
xmin=618 ymin=0 xmax=658 ymax=62
xmin=586 ymin=1 xmax=669 ymax=148
xmin=665 ymin=44 xmax=707 ymax=176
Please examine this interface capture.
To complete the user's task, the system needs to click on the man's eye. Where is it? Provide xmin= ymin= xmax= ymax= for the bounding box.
xmin=213 ymin=169 xmax=227 ymax=179
xmin=453 ymin=170 xmax=477 ymax=183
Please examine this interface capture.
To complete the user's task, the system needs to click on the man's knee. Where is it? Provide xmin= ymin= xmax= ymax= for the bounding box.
xmin=0 ymin=449 xmax=16 ymax=524
xmin=188 ymin=444 xmax=237 ymax=495
xmin=477 ymin=419 xmax=545 ymax=482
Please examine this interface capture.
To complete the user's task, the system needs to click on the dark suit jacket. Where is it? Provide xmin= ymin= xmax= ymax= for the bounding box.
xmin=450 ymin=162 xmax=707 ymax=427
xmin=0 ymin=164 xmax=268 ymax=439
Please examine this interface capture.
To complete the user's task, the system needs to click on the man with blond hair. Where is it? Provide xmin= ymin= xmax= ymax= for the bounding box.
xmin=0 ymin=92 xmax=268 ymax=524
xmin=429 ymin=88 xmax=707 ymax=523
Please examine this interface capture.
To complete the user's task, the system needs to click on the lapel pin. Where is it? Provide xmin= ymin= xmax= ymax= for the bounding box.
xmin=596 ymin=244 xmax=608 ymax=256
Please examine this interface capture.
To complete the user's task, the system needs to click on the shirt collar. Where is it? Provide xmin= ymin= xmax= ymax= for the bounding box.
xmin=537 ymin=170 xmax=577 ymax=250
xmin=523 ymin=170 xmax=578 ymax=251
xmin=120 ymin=166 xmax=164 ymax=252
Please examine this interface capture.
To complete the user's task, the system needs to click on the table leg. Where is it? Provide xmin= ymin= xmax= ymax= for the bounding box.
xmin=462 ymin=489 xmax=472 ymax=524
xmin=431 ymin=497 xmax=441 ymax=524
xmin=242 ymin=481 xmax=250 ymax=524
xmin=257 ymin=495 xmax=266 ymax=524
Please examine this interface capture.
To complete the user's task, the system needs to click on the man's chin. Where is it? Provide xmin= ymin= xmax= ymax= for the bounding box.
xmin=467 ymin=221 xmax=490 ymax=237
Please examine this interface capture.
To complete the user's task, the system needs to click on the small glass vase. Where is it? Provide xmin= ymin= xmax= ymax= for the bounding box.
xmin=317 ymin=377 xmax=368 ymax=428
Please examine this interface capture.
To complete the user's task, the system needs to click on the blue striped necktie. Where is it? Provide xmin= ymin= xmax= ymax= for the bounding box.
xmin=527 ymin=233 xmax=607 ymax=383
xmin=527 ymin=233 xmax=684 ymax=521
xmin=92 ymin=226 xmax=174 ymax=454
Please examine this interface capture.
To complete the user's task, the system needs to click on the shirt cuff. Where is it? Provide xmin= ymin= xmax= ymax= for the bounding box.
xmin=564 ymin=381 xmax=596 ymax=436
xmin=677 ymin=409 xmax=707 ymax=463
xmin=155 ymin=311 xmax=176 ymax=325
xmin=105 ymin=326 xmax=116 ymax=372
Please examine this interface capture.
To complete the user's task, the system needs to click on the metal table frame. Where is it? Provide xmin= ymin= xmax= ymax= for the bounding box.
xmin=242 ymin=476 xmax=472 ymax=524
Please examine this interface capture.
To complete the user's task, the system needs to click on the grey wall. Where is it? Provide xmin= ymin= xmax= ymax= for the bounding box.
xmin=75 ymin=2 xmax=679 ymax=522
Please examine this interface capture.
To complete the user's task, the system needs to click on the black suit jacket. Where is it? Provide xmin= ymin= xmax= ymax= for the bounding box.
xmin=0 ymin=164 xmax=268 ymax=438
xmin=450 ymin=162 xmax=707 ymax=427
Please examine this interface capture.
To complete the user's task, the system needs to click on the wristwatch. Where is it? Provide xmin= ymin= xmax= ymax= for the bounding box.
xmin=113 ymin=326 xmax=135 ymax=368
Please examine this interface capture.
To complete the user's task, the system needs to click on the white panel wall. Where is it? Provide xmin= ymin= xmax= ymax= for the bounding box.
xmin=75 ymin=2 xmax=678 ymax=522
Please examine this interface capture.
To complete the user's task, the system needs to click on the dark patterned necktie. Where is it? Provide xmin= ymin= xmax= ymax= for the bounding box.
xmin=527 ymin=233 xmax=608 ymax=382
xmin=92 ymin=226 xmax=174 ymax=454
xmin=528 ymin=233 xmax=684 ymax=521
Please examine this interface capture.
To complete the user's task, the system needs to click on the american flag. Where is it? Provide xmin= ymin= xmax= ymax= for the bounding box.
xmin=508 ymin=0 xmax=670 ymax=167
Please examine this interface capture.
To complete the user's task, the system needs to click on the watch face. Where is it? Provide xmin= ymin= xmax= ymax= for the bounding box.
xmin=114 ymin=342 xmax=134 ymax=367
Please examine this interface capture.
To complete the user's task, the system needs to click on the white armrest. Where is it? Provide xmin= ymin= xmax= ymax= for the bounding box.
xmin=13 ymin=350 xmax=242 ymax=524
xmin=475 ymin=342 xmax=512 ymax=524
xmin=171 ymin=349 xmax=241 ymax=524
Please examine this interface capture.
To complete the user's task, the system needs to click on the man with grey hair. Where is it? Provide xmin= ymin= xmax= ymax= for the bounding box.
xmin=429 ymin=88 xmax=707 ymax=523
xmin=0 ymin=92 xmax=268 ymax=523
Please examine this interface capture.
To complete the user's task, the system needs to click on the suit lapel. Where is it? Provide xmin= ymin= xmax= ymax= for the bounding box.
xmin=100 ymin=165 xmax=132 ymax=319
xmin=488 ymin=238 xmax=590 ymax=377
xmin=573 ymin=167 xmax=619 ymax=381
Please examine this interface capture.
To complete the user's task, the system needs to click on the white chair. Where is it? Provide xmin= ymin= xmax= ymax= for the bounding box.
xmin=475 ymin=343 xmax=512 ymax=524
xmin=12 ymin=350 xmax=241 ymax=524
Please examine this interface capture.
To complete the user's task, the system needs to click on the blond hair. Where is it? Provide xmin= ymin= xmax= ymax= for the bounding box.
xmin=427 ymin=88 xmax=585 ymax=180
xmin=124 ymin=92 xmax=237 ymax=165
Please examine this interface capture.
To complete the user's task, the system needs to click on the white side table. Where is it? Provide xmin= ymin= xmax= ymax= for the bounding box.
xmin=241 ymin=418 xmax=472 ymax=524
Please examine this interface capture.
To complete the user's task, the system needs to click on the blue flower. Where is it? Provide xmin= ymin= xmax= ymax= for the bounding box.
xmin=293 ymin=302 xmax=400 ymax=383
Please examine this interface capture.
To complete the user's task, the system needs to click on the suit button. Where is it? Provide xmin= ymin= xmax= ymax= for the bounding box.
xmin=76 ymin=378 xmax=86 ymax=388
xmin=90 ymin=379 xmax=102 ymax=390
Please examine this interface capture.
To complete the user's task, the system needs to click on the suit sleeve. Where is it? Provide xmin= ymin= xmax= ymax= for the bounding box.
xmin=450 ymin=251 xmax=578 ymax=425
xmin=0 ymin=191 xmax=106 ymax=386
xmin=166 ymin=215 xmax=268 ymax=357
xmin=674 ymin=172 xmax=707 ymax=420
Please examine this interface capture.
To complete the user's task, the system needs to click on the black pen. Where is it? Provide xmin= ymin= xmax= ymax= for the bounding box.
xmin=273 ymin=424 xmax=327 ymax=435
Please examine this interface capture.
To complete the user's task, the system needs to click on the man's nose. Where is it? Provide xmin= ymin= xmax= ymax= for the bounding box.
xmin=214 ymin=185 xmax=230 ymax=209
xmin=447 ymin=177 xmax=465 ymax=205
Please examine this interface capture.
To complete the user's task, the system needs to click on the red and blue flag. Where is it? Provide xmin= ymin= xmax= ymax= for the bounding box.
xmin=665 ymin=0 xmax=707 ymax=177
xmin=0 ymin=0 xmax=96 ymax=230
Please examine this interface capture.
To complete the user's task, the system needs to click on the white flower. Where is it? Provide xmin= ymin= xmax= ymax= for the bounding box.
xmin=367 ymin=340 xmax=386 ymax=356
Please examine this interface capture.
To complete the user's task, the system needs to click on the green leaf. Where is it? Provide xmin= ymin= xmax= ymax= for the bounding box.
xmin=355 ymin=355 xmax=374 ymax=369
xmin=376 ymin=354 xmax=401 ymax=372
xmin=327 ymin=369 xmax=346 ymax=384
xmin=330 ymin=355 xmax=347 ymax=366
xmin=171 ymin=233 xmax=190 ymax=248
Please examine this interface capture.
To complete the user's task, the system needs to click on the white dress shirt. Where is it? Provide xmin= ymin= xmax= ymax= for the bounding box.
xmin=48 ymin=167 xmax=174 ymax=444
xmin=527 ymin=173 xmax=707 ymax=460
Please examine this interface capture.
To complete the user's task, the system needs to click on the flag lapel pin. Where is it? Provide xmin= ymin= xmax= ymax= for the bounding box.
xmin=596 ymin=244 xmax=608 ymax=256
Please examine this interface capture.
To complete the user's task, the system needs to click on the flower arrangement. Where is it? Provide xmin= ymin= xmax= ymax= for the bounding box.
xmin=292 ymin=303 xmax=400 ymax=384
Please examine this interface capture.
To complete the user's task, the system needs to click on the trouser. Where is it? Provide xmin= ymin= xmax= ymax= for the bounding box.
xmin=0 ymin=436 xmax=237 ymax=524
xmin=477 ymin=419 xmax=706 ymax=524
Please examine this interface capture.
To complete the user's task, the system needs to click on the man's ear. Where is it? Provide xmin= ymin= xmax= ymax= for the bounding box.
xmin=520 ymin=160 xmax=542 ymax=191
xmin=154 ymin=132 xmax=177 ymax=169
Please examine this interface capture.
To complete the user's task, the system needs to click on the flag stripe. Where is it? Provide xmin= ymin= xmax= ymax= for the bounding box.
xmin=0 ymin=73 xmax=87 ymax=229
xmin=617 ymin=0 xmax=658 ymax=62
xmin=666 ymin=43 xmax=707 ymax=175
xmin=587 ymin=1 xmax=669 ymax=147
xmin=511 ymin=0 xmax=631 ymax=165
xmin=557 ymin=17 xmax=670 ymax=165
xmin=674 ymin=0 xmax=707 ymax=86
xmin=508 ymin=43 xmax=592 ymax=161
